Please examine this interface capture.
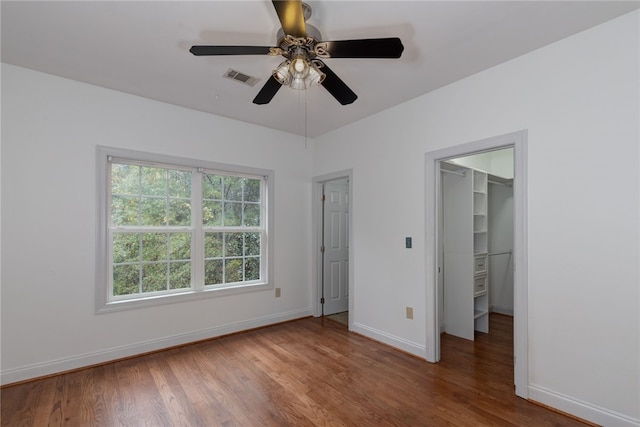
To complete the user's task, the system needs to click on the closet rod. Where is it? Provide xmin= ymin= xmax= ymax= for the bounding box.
xmin=488 ymin=251 xmax=512 ymax=256
xmin=441 ymin=168 xmax=466 ymax=177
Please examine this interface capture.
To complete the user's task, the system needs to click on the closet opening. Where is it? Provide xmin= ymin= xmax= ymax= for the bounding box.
xmin=424 ymin=130 xmax=528 ymax=399
xmin=439 ymin=148 xmax=514 ymax=341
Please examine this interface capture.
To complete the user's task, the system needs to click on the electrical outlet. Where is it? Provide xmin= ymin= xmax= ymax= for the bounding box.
xmin=275 ymin=288 xmax=281 ymax=298
xmin=406 ymin=306 xmax=414 ymax=319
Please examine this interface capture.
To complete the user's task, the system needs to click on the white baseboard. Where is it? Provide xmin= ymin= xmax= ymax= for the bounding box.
xmin=1 ymin=308 xmax=312 ymax=386
xmin=490 ymin=305 xmax=514 ymax=316
xmin=351 ymin=321 xmax=426 ymax=359
xmin=529 ymin=384 xmax=640 ymax=427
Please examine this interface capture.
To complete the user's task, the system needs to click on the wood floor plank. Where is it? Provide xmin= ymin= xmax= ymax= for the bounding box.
xmin=1 ymin=314 xmax=591 ymax=426
xmin=175 ymin=343 xmax=252 ymax=426
xmin=199 ymin=338 xmax=289 ymax=426
xmin=146 ymin=352 xmax=203 ymax=426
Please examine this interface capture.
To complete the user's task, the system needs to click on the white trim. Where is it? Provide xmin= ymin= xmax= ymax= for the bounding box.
xmin=97 ymin=282 xmax=273 ymax=314
xmin=1 ymin=309 xmax=312 ymax=386
xmin=311 ymin=170 xmax=354 ymax=326
xmin=425 ymin=130 xmax=529 ymax=399
xmin=96 ymin=146 xmax=275 ymax=313
xmin=490 ymin=305 xmax=514 ymax=316
xmin=512 ymin=132 xmax=529 ymax=398
xmin=351 ymin=322 xmax=427 ymax=358
xmin=529 ymin=384 xmax=640 ymax=427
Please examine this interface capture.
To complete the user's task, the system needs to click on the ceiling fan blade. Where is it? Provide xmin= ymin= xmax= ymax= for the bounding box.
xmin=253 ymin=76 xmax=283 ymax=105
xmin=190 ymin=46 xmax=272 ymax=56
xmin=272 ymin=0 xmax=306 ymax=38
xmin=319 ymin=37 xmax=404 ymax=59
xmin=319 ymin=62 xmax=357 ymax=105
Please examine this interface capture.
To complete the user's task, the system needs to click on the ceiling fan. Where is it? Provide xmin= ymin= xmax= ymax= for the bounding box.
xmin=190 ymin=0 xmax=404 ymax=105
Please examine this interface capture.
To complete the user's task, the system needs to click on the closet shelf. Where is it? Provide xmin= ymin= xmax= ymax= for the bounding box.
xmin=474 ymin=309 xmax=488 ymax=319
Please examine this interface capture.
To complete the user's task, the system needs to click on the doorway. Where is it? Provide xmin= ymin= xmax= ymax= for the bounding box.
xmin=425 ymin=130 xmax=528 ymax=398
xmin=440 ymin=148 xmax=514 ymax=340
xmin=313 ymin=170 xmax=353 ymax=327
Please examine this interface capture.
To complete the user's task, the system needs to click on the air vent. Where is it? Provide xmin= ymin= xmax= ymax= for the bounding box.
xmin=223 ymin=69 xmax=260 ymax=87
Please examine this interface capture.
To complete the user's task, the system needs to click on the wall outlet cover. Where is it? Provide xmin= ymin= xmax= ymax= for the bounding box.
xmin=406 ymin=306 xmax=414 ymax=319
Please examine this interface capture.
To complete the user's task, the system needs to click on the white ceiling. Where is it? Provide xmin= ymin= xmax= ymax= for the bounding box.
xmin=2 ymin=1 xmax=638 ymax=138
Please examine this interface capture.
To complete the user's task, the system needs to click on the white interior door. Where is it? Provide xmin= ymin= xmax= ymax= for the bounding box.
xmin=322 ymin=180 xmax=349 ymax=315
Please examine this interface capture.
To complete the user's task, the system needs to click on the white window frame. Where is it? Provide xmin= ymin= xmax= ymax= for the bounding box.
xmin=96 ymin=146 xmax=274 ymax=313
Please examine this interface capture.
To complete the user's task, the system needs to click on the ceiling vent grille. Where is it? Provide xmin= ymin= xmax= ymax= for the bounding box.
xmin=223 ymin=69 xmax=259 ymax=87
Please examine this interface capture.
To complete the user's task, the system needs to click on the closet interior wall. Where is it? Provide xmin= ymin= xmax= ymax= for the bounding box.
xmin=488 ymin=180 xmax=514 ymax=316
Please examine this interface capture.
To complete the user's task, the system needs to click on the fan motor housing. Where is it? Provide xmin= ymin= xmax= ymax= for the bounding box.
xmin=276 ymin=23 xmax=322 ymax=48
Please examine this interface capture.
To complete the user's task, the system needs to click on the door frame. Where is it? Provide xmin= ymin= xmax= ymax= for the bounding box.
xmin=312 ymin=170 xmax=354 ymax=324
xmin=425 ymin=130 xmax=529 ymax=398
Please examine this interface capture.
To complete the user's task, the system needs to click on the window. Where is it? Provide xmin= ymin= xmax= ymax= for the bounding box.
xmin=96 ymin=147 xmax=273 ymax=313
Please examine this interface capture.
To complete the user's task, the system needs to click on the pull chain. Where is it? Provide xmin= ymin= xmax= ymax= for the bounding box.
xmin=304 ymin=89 xmax=308 ymax=149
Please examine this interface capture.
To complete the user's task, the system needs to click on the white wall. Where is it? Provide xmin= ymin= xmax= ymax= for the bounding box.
xmin=488 ymin=183 xmax=514 ymax=315
xmin=489 ymin=148 xmax=514 ymax=179
xmin=450 ymin=148 xmax=514 ymax=179
xmin=0 ymin=64 xmax=314 ymax=384
xmin=314 ymin=11 xmax=639 ymax=426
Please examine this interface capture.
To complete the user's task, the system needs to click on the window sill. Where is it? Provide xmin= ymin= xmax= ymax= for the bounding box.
xmin=96 ymin=282 xmax=272 ymax=314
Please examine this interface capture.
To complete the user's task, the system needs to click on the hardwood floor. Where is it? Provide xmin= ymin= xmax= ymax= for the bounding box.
xmin=1 ymin=314 xmax=590 ymax=426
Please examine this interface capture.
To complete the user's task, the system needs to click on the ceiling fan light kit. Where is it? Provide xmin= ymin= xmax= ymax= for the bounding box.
xmin=273 ymin=48 xmax=326 ymax=90
xmin=190 ymin=0 xmax=404 ymax=105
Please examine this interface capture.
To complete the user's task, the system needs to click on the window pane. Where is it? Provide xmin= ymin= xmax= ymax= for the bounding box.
xmin=202 ymin=173 xmax=222 ymax=200
xmin=205 ymin=259 xmax=223 ymax=285
xmin=168 ymin=199 xmax=191 ymax=226
xmin=169 ymin=233 xmax=191 ymax=260
xmin=113 ymin=233 xmax=140 ymax=263
xmin=112 ymin=195 xmax=139 ymax=226
xmin=224 ymin=176 xmax=243 ymax=201
xmin=105 ymin=151 xmax=270 ymax=306
xmin=204 ymin=233 xmax=222 ymax=258
xmin=224 ymin=202 xmax=242 ymax=226
xmin=141 ymin=166 xmax=166 ymax=196
xmin=142 ymin=233 xmax=167 ymax=261
xmin=112 ymin=163 xmax=139 ymax=195
xmin=203 ymin=200 xmax=222 ymax=226
xmin=245 ymin=257 xmax=260 ymax=281
xmin=141 ymin=197 xmax=166 ymax=226
xmin=244 ymin=179 xmax=261 ymax=202
xmin=168 ymin=170 xmax=191 ymax=198
xmin=169 ymin=261 xmax=191 ymax=289
xmin=113 ymin=264 xmax=140 ymax=295
xmin=142 ymin=263 xmax=167 ymax=292
xmin=225 ymin=233 xmax=243 ymax=257
xmin=243 ymin=203 xmax=260 ymax=227
xmin=225 ymin=259 xmax=243 ymax=283
xmin=245 ymin=232 xmax=261 ymax=256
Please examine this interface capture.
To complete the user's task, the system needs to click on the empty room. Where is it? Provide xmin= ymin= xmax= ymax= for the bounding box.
xmin=1 ymin=1 xmax=639 ymax=426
